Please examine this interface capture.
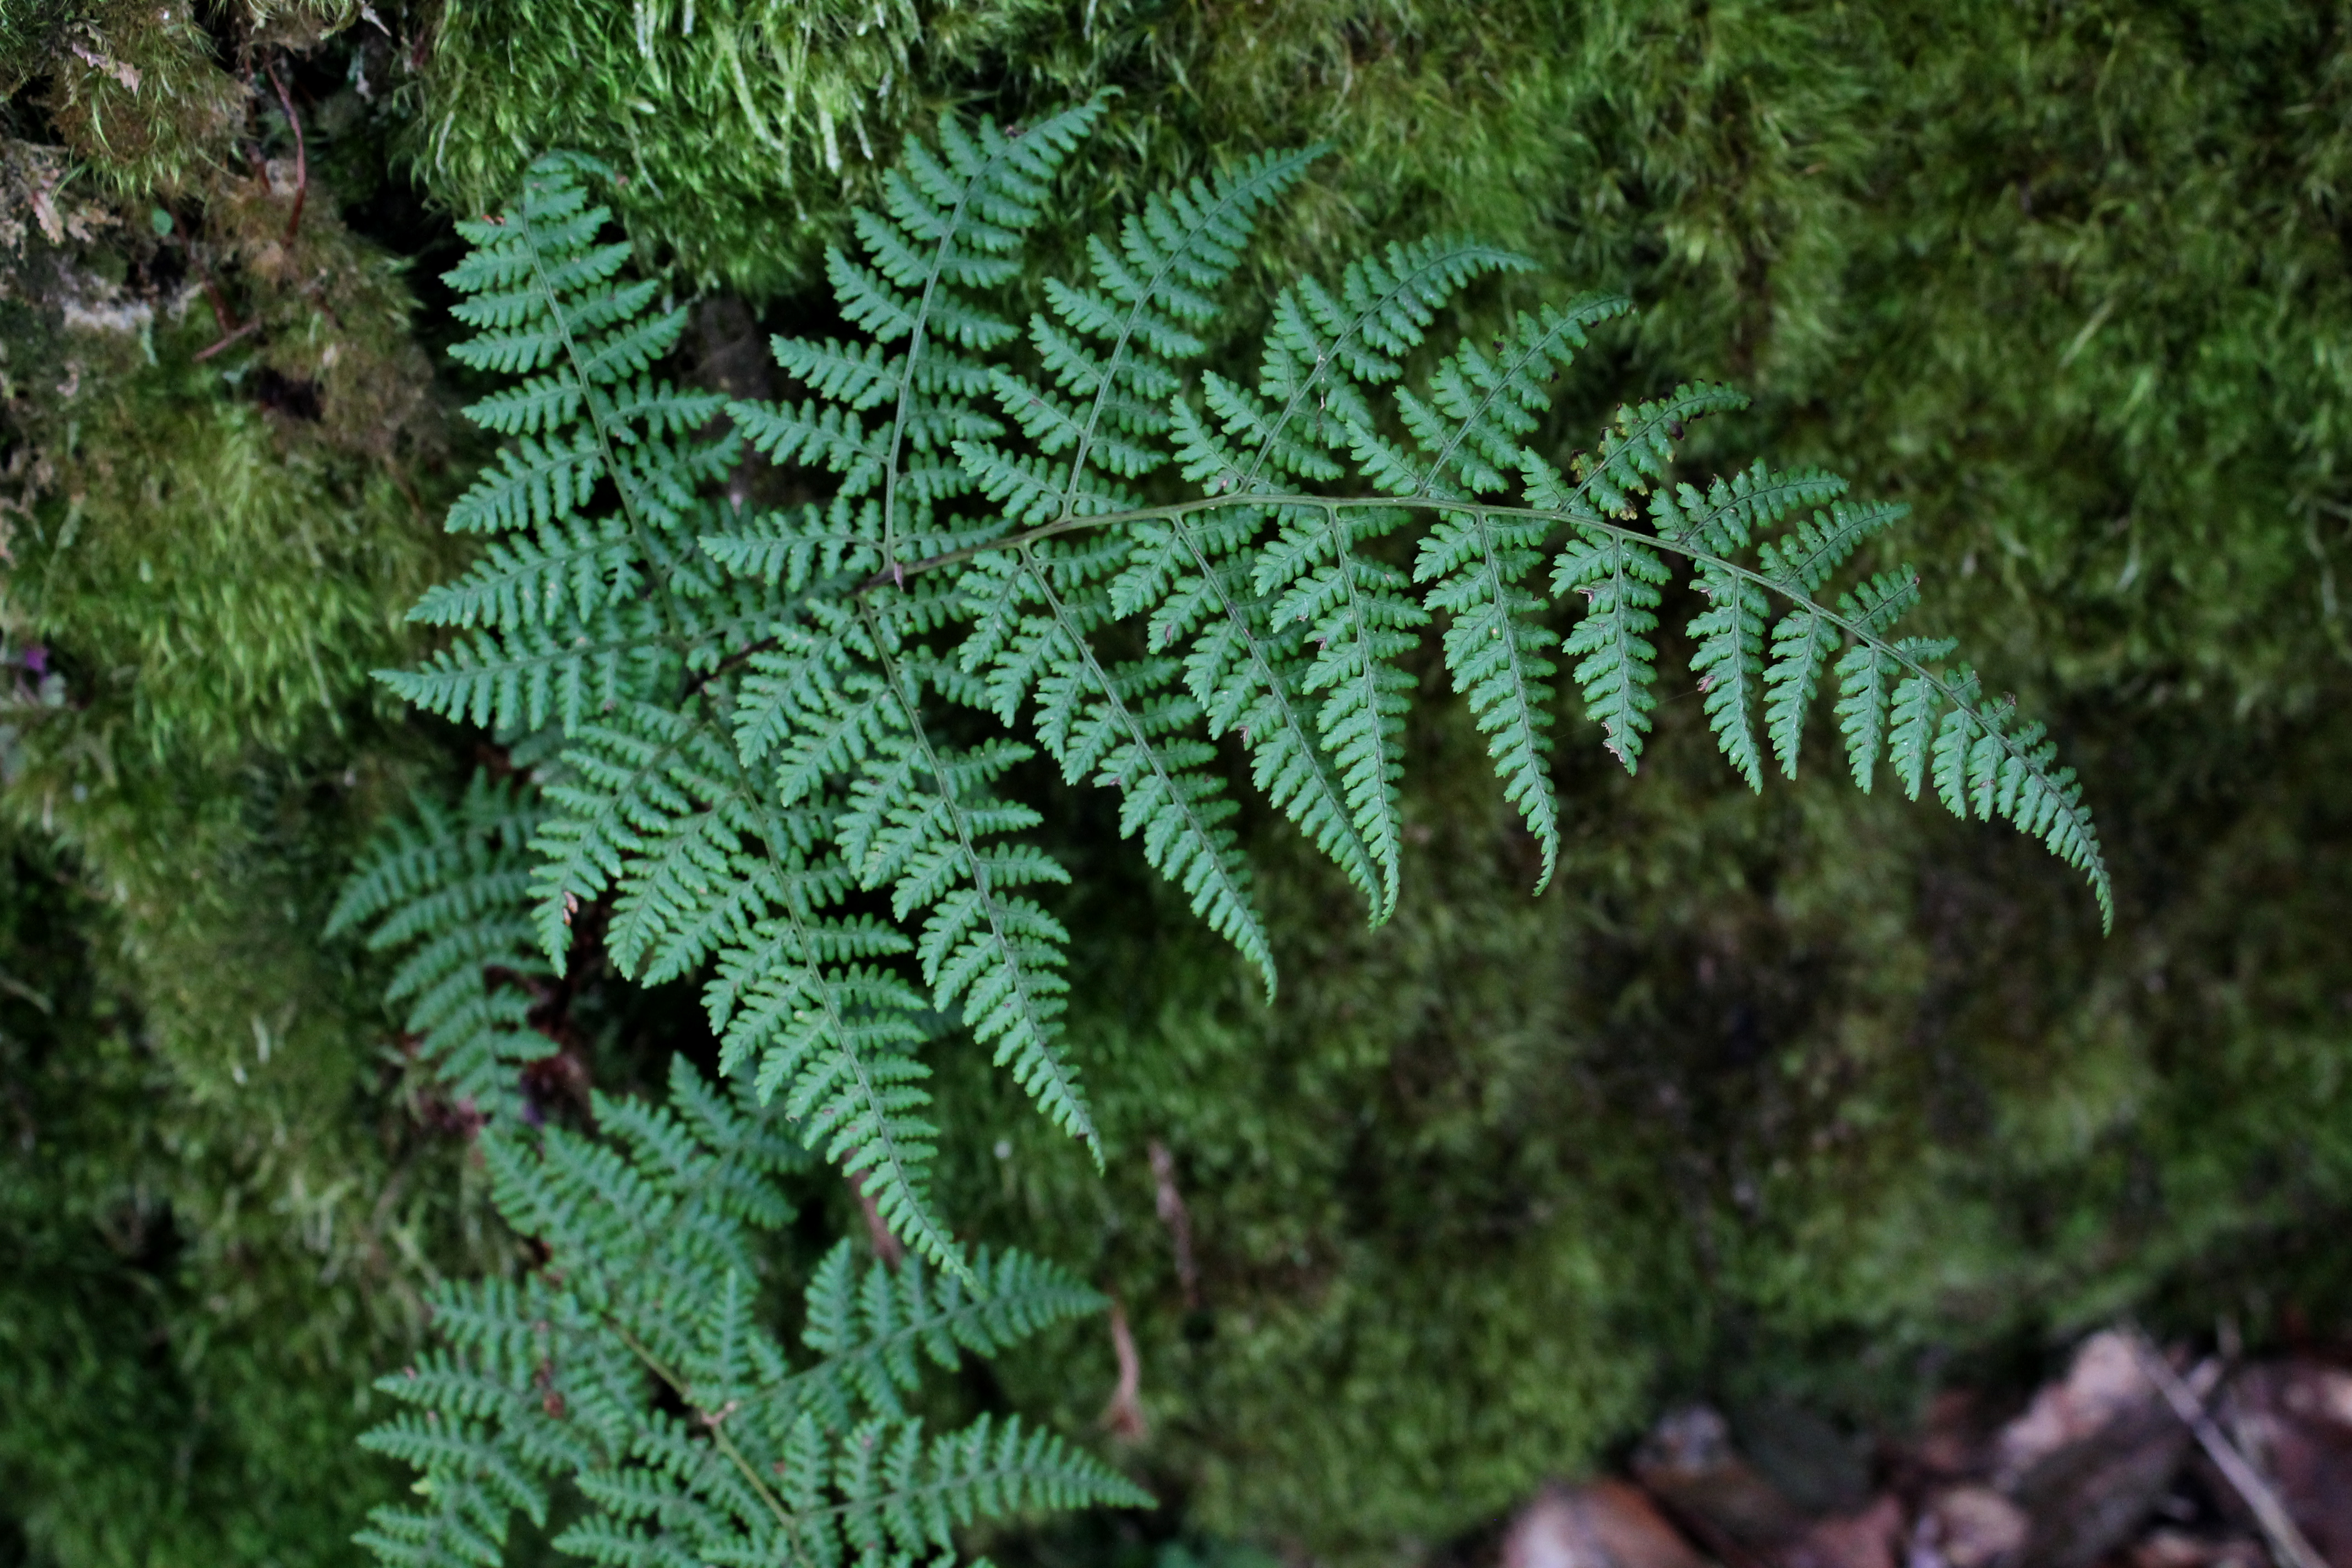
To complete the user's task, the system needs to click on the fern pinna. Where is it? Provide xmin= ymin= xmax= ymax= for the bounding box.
xmin=369 ymin=100 xmax=2110 ymax=1273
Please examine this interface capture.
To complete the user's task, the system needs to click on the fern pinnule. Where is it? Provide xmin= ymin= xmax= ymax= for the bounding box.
xmin=526 ymin=699 xmax=728 ymax=971
xmin=843 ymin=694 xmax=1093 ymax=1151
xmin=1686 ymin=563 xmax=1772 ymax=792
xmin=1564 ymin=381 xmax=1752 ymax=518
xmin=1203 ymin=239 xmax=1529 ymax=911
xmin=961 ymin=536 xmax=1275 ymax=988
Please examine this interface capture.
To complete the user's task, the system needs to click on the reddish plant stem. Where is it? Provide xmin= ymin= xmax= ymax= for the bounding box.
xmin=266 ymin=61 xmax=307 ymax=243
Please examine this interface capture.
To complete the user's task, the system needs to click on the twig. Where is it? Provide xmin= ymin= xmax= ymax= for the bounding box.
xmin=1147 ymin=1140 xmax=1200 ymax=1311
xmin=266 ymin=60 xmax=307 ymax=243
xmin=849 ymin=1172 xmax=905 ymax=1270
xmin=193 ymin=320 xmax=259 ymax=361
xmin=192 ymin=255 xmax=241 ymax=337
xmin=2126 ymin=1332 xmax=2328 ymax=1568
xmin=1098 ymin=1295 xmax=1146 ymax=1442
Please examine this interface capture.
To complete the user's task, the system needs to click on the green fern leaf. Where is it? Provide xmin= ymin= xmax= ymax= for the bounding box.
xmin=1758 ymin=499 xmax=1909 ymax=594
xmin=848 ymin=716 xmax=1093 ymax=1152
xmin=1554 ymin=527 xmax=1669 ymax=774
xmin=442 ymin=434 xmax=603 ymax=536
xmin=1886 ymin=638 xmax=1959 ymax=802
xmin=1566 ymin=382 xmax=1752 ymax=518
xmin=962 ymin=541 xmax=1273 ymax=986
xmin=1416 ymin=509 xmax=1562 ymax=887
xmin=1762 ymin=606 xmax=1839 ymax=779
xmin=1396 ymin=297 xmax=1632 ymax=499
xmin=526 ymin=700 xmax=732 ymax=972
xmin=1930 ymin=665 xmax=1986 ymax=818
xmin=1649 ymin=462 xmax=1845 ymax=555
xmin=410 ymin=517 xmax=641 ymax=629
xmin=354 ymin=1050 xmax=1130 ymax=1568
xmin=1687 ymin=561 xmax=1771 ymax=791
xmin=1116 ymin=508 xmax=1385 ymax=906
xmin=1255 ymin=504 xmax=1429 ymax=917
xmin=333 ymin=775 xmax=552 ymax=1119
xmin=783 ymin=1242 xmax=1104 ymax=1428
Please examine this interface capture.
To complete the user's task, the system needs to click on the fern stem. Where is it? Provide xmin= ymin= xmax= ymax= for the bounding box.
xmin=878 ymin=143 xmax=1014 ymax=581
xmin=606 ymin=1318 xmax=817 ymax=1563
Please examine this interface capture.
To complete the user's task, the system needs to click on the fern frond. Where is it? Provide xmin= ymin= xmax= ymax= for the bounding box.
xmin=355 ymin=1054 xmax=1135 ymax=1568
xmin=1929 ymin=664 xmax=1986 ymax=818
xmin=379 ymin=603 xmax=677 ymax=733
xmin=1758 ymin=499 xmax=1909 ymax=594
xmin=783 ymin=1242 xmax=1104 ymax=1427
xmin=1171 ymin=238 xmax=1524 ymax=913
xmin=1415 ymin=508 xmax=1562 ymax=885
xmin=1391 ymin=297 xmax=1631 ymax=500
xmin=353 ymin=1466 xmax=515 ymax=1568
xmin=706 ymin=878 xmax=950 ymax=1270
xmin=980 ymin=142 xmax=1325 ymax=529
xmin=1886 ymin=639 xmax=1959 ymax=802
xmin=1379 ymin=302 xmax=1625 ymax=884
xmin=442 ymin=434 xmax=604 ymax=536
xmin=359 ymin=112 xmax=2124 ymax=1568
xmin=1649 ymin=462 xmax=1845 ymax=556
xmin=1561 ymin=382 xmax=1752 ymax=518
xmin=1249 ymin=238 xmax=1534 ymax=475
xmin=409 ymin=517 xmax=641 ymax=629
xmin=832 ymin=1413 xmax=1151 ymax=1555
xmin=1762 ymin=605 xmax=1839 ymax=780
xmin=792 ymin=96 xmax=1112 ymax=578
xmin=1253 ymin=504 xmax=1429 ymax=917
xmin=1116 ymin=507 xmax=1384 ymax=906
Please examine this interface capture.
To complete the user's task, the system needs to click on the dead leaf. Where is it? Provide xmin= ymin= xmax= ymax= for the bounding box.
xmin=67 ymin=39 xmax=140 ymax=92
xmin=1991 ymin=1332 xmax=2189 ymax=1568
xmin=1777 ymin=1496 xmax=1904 ymax=1568
xmin=1634 ymin=1404 xmax=1811 ymax=1553
xmin=1504 ymin=1480 xmax=1712 ymax=1568
xmin=2218 ymin=1362 xmax=2352 ymax=1565
xmin=2127 ymin=1529 xmax=2264 ymax=1568
xmin=1913 ymin=1485 xmax=2029 ymax=1568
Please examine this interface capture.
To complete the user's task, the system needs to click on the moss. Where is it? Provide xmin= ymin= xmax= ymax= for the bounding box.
xmin=402 ymin=0 xmax=1060 ymax=295
xmin=8 ymin=2 xmax=2352 ymax=1559
xmin=0 ymin=814 xmax=507 ymax=1568
xmin=37 ymin=4 xmax=248 ymax=198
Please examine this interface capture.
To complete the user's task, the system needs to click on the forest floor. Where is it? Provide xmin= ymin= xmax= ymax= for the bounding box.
xmin=1491 ymin=1332 xmax=2352 ymax=1568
